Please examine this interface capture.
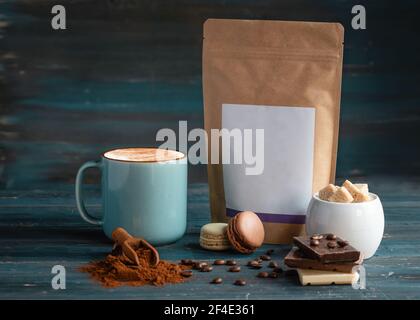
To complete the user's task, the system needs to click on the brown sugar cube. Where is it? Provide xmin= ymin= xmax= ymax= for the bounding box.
xmin=319 ymin=184 xmax=338 ymax=201
xmin=354 ymin=183 xmax=369 ymax=196
xmin=343 ymin=180 xmax=370 ymax=203
xmin=328 ymin=186 xmax=354 ymax=203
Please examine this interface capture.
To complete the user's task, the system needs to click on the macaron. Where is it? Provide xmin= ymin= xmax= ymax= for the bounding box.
xmin=200 ymin=223 xmax=231 ymax=251
xmin=227 ymin=211 xmax=265 ymax=254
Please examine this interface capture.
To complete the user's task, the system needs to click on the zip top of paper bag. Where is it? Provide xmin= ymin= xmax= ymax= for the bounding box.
xmin=204 ymin=19 xmax=344 ymax=55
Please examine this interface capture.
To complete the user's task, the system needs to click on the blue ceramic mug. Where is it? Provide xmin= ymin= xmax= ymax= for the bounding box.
xmin=75 ymin=147 xmax=187 ymax=245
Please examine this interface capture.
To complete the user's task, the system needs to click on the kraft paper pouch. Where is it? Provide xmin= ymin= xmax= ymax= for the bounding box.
xmin=202 ymin=19 xmax=344 ymax=243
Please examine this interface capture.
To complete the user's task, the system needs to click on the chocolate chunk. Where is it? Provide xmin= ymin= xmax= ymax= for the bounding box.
xmin=284 ymin=248 xmax=363 ymax=273
xmin=326 ymin=233 xmax=337 ymax=240
xmin=211 ymin=277 xmax=223 ymax=284
xmin=257 ymin=271 xmax=269 ymax=278
xmin=268 ymin=261 xmax=279 ymax=268
xmin=213 ymin=259 xmax=226 ymax=265
xmin=260 ymin=255 xmax=271 ymax=261
xmin=181 ymin=270 xmax=193 ymax=277
xmin=337 ymin=240 xmax=349 ymax=247
xmin=310 ymin=239 xmax=320 ymax=246
xmin=327 ymin=241 xmax=337 ymax=249
xmin=234 ymin=279 xmax=246 ymax=286
xmin=229 ymin=266 xmax=241 ymax=272
xmin=226 ymin=260 xmax=237 ymax=266
xmin=293 ymin=235 xmax=361 ymax=263
xmin=311 ymin=234 xmax=323 ymax=240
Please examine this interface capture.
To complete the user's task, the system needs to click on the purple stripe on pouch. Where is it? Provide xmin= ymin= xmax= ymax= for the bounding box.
xmin=226 ymin=208 xmax=306 ymax=224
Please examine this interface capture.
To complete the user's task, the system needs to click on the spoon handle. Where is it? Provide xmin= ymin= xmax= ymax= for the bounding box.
xmin=112 ymin=227 xmax=132 ymax=245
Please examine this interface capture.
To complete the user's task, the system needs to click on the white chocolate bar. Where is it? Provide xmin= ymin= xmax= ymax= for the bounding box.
xmin=328 ymin=186 xmax=354 ymax=203
xmin=319 ymin=184 xmax=338 ymax=201
xmin=343 ymin=180 xmax=370 ymax=203
xmin=297 ymin=268 xmax=359 ymax=286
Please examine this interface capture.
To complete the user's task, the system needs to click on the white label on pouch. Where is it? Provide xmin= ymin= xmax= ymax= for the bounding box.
xmin=222 ymin=104 xmax=315 ymax=224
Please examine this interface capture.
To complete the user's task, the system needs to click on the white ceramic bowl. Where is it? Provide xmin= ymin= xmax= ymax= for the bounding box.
xmin=306 ymin=192 xmax=384 ymax=259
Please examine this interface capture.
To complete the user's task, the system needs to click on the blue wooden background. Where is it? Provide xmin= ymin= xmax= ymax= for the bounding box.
xmin=0 ymin=0 xmax=420 ymax=191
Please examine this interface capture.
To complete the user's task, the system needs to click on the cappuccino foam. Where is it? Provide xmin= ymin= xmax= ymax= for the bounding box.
xmin=104 ymin=148 xmax=184 ymax=162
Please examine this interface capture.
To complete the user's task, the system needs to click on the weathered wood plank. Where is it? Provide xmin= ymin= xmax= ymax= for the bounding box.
xmin=2 ymin=236 xmax=420 ymax=300
xmin=0 ymin=177 xmax=420 ymax=299
xmin=1 ymin=0 xmax=420 ymax=190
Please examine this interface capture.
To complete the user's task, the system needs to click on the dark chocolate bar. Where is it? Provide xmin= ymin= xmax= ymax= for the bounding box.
xmin=293 ymin=234 xmax=361 ymax=263
xmin=284 ymin=247 xmax=363 ymax=272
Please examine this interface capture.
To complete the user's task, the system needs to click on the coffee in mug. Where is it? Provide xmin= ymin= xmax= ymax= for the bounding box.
xmin=75 ymin=147 xmax=187 ymax=245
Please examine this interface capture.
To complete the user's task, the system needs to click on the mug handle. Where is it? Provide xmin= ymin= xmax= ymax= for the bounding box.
xmin=75 ymin=161 xmax=103 ymax=225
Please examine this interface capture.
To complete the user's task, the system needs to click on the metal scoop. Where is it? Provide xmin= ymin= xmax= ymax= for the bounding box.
xmin=111 ymin=227 xmax=160 ymax=267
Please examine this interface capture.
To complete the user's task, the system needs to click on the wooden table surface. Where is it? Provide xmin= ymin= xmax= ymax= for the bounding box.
xmin=1 ymin=175 xmax=420 ymax=300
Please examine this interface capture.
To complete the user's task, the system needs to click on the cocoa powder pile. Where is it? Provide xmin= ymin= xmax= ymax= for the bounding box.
xmin=80 ymin=246 xmax=189 ymax=288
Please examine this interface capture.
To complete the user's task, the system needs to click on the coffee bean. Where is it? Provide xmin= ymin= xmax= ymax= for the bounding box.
xmin=327 ymin=241 xmax=337 ymax=249
xmin=266 ymin=249 xmax=275 ymax=255
xmin=257 ymin=271 xmax=269 ymax=278
xmin=273 ymin=267 xmax=283 ymax=274
xmin=260 ymin=255 xmax=271 ymax=261
xmin=214 ymin=259 xmax=225 ymax=265
xmin=234 ymin=279 xmax=246 ymax=286
xmin=229 ymin=266 xmax=241 ymax=272
xmin=180 ymin=259 xmax=194 ymax=265
xmin=310 ymin=239 xmax=320 ymax=246
xmin=268 ymin=261 xmax=279 ymax=268
xmin=250 ymin=260 xmax=262 ymax=269
xmin=194 ymin=262 xmax=208 ymax=270
xmin=211 ymin=277 xmax=223 ymax=284
xmin=311 ymin=234 xmax=323 ymax=240
xmin=248 ymin=260 xmax=258 ymax=267
xmin=326 ymin=233 xmax=337 ymax=240
xmin=226 ymin=260 xmax=237 ymax=266
xmin=181 ymin=270 xmax=193 ymax=277
xmin=269 ymin=272 xmax=279 ymax=279
xmin=248 ymin=260 xmax=262 ymax=269
xmin=284 ymin=269 xmax=298 ymax=277
xmin=201 ymin=266 xmax=213 ymax=272
xmin=337 ymin=240 xmax=349 ymax=247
